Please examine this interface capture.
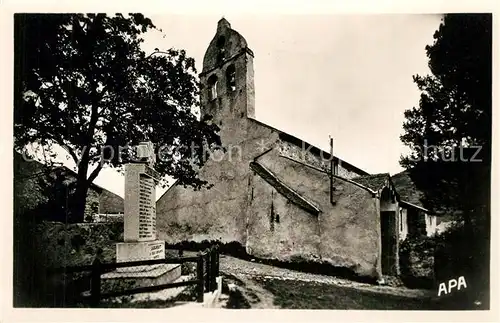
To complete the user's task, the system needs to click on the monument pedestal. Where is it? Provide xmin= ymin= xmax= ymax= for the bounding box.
xmin=116 ymin=241 xmax=166 ymax=272
xmin=101 ymin=263 xmax=182 ymax=290
xmin=102 ymin=143 xmax=181 ymax=292
xmin=102 ymin=239 xmax=182 ymax=289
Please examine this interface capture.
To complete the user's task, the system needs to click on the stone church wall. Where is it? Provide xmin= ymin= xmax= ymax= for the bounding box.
xmin=246 ymin=173 xmax=321 ymax=261
xmin=155 ymin=153 xmax=250 ymax=244
xmin=156 ymin=118 xmax=381 ymax=277
xmin=250 ymin=148 xmax=381 ymax=277
xmin=156 ymin=19 xmax=381 ymax=278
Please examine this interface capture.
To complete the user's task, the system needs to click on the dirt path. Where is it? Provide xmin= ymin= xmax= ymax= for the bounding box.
xmin=220 ymin=255 xmax=434 ymax=299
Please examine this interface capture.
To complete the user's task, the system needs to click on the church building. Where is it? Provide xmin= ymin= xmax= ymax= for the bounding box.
xmin=156 ymin=19 xmax=436 ymax=279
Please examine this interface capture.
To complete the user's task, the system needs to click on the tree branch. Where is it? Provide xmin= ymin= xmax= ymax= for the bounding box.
xmin=87 ymin=162 xmax=103 ymax=184
xmin=55 ymin=139 xmax=79 ymax=165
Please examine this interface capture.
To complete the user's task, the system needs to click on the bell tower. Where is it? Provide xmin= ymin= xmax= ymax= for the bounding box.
xmin=200 ymin=18 xmax=255 ymax=144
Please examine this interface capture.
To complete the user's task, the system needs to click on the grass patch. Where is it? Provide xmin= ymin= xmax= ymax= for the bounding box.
xmin=256 ymin=278 xmax=439 ymax=310
xmin=220 ymin=273 xmax=253 ymax=309
xmin=98 ymin=285 xmax=198 ymax=308
xmin=224 ymin=288 xmax=251 ymax=309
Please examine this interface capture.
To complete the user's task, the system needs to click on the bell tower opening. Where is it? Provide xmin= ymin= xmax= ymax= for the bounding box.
xmin=207 ymin=74 xmax=218 ymax=101
xmin=216 ymin=36 xmax=226 ymax=64
xmin=226 ymin=64 xmax=236 ymax=92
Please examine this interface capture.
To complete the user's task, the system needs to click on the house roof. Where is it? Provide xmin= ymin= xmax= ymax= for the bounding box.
xmin=14 ymin=151 xmax=124 ymax=200
xmin=390 ymin=170 xmax=426 ymax=209
xmin=247 ymin=118 xmax=369 ymax=176
xmin=352 ymin=171 xmax=433 ymax=214
xmin=351 ymin=173 xmax=390 ymax=192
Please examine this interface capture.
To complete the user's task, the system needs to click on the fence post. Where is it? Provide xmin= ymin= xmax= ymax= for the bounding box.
xmin=90 ymin=258 xmax=102 ymax=307
xmin=215 ymin=244 xmax=220 ymax=278
xmin=196 ymin=252 xmax=204 ymax=303
xmin=210 ymin=247 xmax=217 ymax=292
xmin=204 ymin=248 xmax=211 ymax=292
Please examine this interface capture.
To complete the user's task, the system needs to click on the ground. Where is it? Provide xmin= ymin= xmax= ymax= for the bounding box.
xmin=217 ymin=255 xmax=440 ymax=310
xmin=97 ymin=254 xmax=484 ymax=310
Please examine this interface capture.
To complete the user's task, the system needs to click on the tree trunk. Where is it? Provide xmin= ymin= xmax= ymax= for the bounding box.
xmin=67 ymin=181 xmax=89 ymax=223
xmin=67 ymin=145 xmax=92 ymax=223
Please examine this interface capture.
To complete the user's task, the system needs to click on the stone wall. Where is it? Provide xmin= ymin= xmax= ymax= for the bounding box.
xmin=14 ymin=221 xmax=123 ymax=306
xmin=156 ymin=115 xmax=381 ymax=278
xmin=34 ymin=221 xmax=122 ymax=267
xmin=246 ymin=169 xmax=321 ymax=262
xmin=252 ymin=148 xmax=380 ymax=277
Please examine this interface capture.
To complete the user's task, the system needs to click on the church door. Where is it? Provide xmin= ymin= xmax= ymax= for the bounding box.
xmin=380 ymin=211 xmax=397 ymax=275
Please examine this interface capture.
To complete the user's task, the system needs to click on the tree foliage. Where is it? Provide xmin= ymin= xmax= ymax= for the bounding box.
xmin=400 ymin=14 xmax=491 ymax=305
xmin=400 ymin=14 xmax=491 ymax=221
xmin=14 ymin=14 xmax=221 ymax=222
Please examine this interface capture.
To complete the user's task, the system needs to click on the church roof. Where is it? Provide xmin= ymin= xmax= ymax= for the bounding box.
xmin=248 ymin=118 xmax=369 ymax=176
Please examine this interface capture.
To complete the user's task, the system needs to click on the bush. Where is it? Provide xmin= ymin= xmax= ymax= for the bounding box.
xmin=399 ymin=236 xmax=436 ymax=289
xmin=14 ymin=221 xmax=122 ymax=307
xmin=433 ymin=222 xmax=489 ymax=308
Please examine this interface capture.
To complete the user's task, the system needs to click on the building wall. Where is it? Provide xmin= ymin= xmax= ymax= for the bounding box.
xmin=156 ymin=120 xmax=382 ymax=277
xmin=253 ymin=148 xmax=380 ymax=277
xmin=156 ymin=130 xmax=381 ymax=278
xmin=155 ymin=19 xmax=381 ymax=278
xmin=155 ymin=148 xmax=250 ymax=244
xmin=99 ymin=189 xmax=124 ymax=214
xmin=425 ymin=214 xmax=437 ymax=237
xmin=84 ymin=188 xmax=100 ymax=221
xmin=399 ymin=208 xmax=408 ymax=241
xmin=379 ymin=188 xmax=401 ymax=275
xmin=246 ymin=173 xmax=321 ymax=262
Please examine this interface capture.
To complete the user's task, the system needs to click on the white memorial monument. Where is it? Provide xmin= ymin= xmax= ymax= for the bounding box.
xmin=101 ymin=141 xmax=181 ymax=286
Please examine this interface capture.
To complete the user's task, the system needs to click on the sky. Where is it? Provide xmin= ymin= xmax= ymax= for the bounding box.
xmin=50 ymin=14 xmax=443 ymax=200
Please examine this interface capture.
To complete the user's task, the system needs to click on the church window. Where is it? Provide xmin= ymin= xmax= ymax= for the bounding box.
xmin=207 ymin=74 xmax=218 ymax=101
xmin=216 ymin=36 xmax=226 ymax=63
xmin=226 ymin=64 xmax=236 ymax=91
xmin=217 ymin=36 xmax=226 ymax=48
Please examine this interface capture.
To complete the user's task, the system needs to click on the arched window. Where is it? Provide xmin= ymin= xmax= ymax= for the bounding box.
xmin=207 ymin=74 xmax=218 ymax=101
xmin=226 ymin=65 xmax=236 ymax=91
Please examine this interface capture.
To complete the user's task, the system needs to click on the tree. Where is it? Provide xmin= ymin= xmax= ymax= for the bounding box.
xmin=400 ymin=14 xmax=491 ymax=222
xmin=400 ymin=14 xmax=491 ymax=306
xmin=14 ymin=14 xmax=221 ymax=223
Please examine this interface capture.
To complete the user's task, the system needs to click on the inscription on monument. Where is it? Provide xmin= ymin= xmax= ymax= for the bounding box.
xmin=138 ymin=174 xmax=155 ymax=240
xmin=149 ymin=243 xmax=164 ymax=259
